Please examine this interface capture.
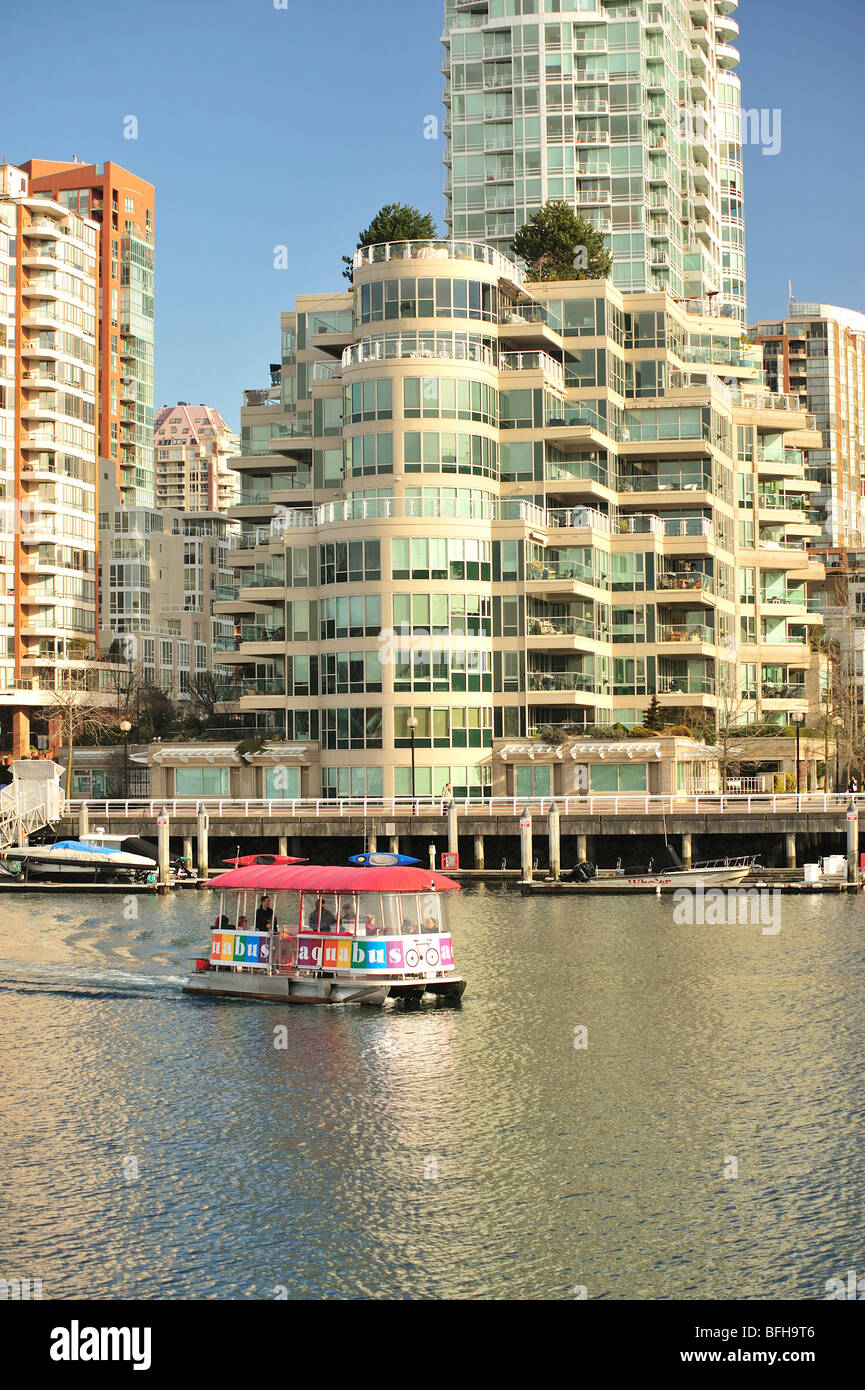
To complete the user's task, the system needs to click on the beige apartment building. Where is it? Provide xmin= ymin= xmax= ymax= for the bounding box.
xmin=212 ymin=237 xmax=824 ymax=801
xmin=98 ymin=466 xmax=238 ymax=707
xmin=154 ymin=401 xmax=239 ymax=512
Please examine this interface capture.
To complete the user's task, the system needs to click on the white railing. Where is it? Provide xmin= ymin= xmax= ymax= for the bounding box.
xmin=343 ymin=333 xmax=495 ymax=369
xmin=64 ymin=794 xmax=865 ymax=821
xmin=352 ymin=239 xmax=519 ymax=279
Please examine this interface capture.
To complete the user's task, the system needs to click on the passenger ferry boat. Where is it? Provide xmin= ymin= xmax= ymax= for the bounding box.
xmin=183 ymin=857 xmax=465 ymax=1006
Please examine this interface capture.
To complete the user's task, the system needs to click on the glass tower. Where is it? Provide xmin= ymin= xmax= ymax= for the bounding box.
xmin=442 ymin=0 xmax=746 ymax=323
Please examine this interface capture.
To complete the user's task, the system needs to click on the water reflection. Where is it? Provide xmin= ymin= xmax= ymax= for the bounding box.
xmin=0 ymin=886 xmax=861 ymax=1299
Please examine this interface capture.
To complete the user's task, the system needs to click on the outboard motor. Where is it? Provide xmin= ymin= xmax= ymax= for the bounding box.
xmin=569 ymin=860 xmax=596 ymax=883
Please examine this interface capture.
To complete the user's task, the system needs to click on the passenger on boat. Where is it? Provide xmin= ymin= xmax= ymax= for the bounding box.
xmin=255 ymin=896 xmax=274 ymax=931
xmin=308 ymin=902 xmax=336 ymax=932
xmin=238 ymin=915 xmax=249 ymax=930
xmin=364 ymin=914 xmax=383 ymax=936
xmin=424 ymin=915 xmax=439 ymax=933
xmin=400 ymin=917 xmax=417 ymax=934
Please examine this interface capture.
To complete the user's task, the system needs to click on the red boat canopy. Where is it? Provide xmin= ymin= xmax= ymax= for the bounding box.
xmin=222 ymin=855 xmax=307 ymax=867
xmin=205 ymin=864 xmax=461 ymax=892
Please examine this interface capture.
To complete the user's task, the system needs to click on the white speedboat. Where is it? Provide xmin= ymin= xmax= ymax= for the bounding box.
xmin=559 ymin=852 xmax=757 ymax=892
xmin=0 ymin=839 xmax=157 ymax=881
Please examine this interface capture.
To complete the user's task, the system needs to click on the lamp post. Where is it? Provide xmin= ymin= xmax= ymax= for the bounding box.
xmin=406 ymin=714 xmax=418 ymax=802
xmin=832 ymin=716 xmax=844 ymax=792
xmin=120 ymin=720 xmax=132 ymax=798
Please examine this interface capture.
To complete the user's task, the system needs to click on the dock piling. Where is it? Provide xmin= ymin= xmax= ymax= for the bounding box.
xmin=681 ymin=833 xmax=692 ymax=869
xmin=520 ymin=808 xmax=533 ymax=883
xmin=548 ymin=802 xmax=561 ymax=880
xmin=196 ymin=807 xmax=209 ymax=881
xmin=447 ymin=799 xmax=458 ymax=856
xmin=846 ymin=800 xmax=859 ymax=886
xmin=157 ymin=812 xmax=170 ymax=891
xmin=78 ymin=802 xmax=89 ymax=839
xmin=473 ymin=832 xmax=485 ymax=870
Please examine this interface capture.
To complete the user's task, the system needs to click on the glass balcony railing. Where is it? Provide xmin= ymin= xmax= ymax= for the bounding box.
xmin=545 ymin=458 xmax=610 ymax=486
xmin=545 ymin=405 xmax=611 ymax=436
xmin=657 ymin=676 xmax=715 ymax=695
xmin=619 ymin=472 xmax=712 ymax=492
xmin=344 ymin=333 xmax=494 ymax=368
xmin=656 ymin=624 xmax=714 ymax=643
xmin=239 ymin=625 xmax=286 ymax=644
xmin=499 ymin=302 xmax=563 ymax=335
xmin=657 ymin=570 xmax=714 ymax=593
xmin=229 ymin=678 xmax=286 ymax=697
xmin=546 ymin=507 xmax=611 ymax=531
xmin=526 ymin=559 xmax=597 ymax=585
xmin=528 ymin=670 xmax=599 ymax=693
xmin=527 ymin=615 xmax=595 ymax=638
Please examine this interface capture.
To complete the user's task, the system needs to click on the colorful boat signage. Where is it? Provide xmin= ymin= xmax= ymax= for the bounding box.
xmin=295 ymin=933 xmax=454 ymax=974
xmin=210 ymin=931 xmax=274 ymax=970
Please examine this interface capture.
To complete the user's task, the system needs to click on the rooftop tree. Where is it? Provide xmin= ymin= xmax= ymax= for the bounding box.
xmin=512 ymin=201 xmax=612 ymax=282
xmin=343 ymin=204 xmax=439 ymax=281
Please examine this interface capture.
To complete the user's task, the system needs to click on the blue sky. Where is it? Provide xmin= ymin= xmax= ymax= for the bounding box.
xmin=2 ymin=0 xmax=863 ymax=430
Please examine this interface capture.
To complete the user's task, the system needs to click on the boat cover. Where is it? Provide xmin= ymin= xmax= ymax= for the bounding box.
xmin=205 ymin=864 xmax=460 ymax=892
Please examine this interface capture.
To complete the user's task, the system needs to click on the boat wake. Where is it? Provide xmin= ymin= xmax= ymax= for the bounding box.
xmin=0 ymin=958 xmax=186 ymax=999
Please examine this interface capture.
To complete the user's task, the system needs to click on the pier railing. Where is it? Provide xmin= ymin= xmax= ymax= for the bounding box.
xmin=65 ymin=793 xmax=865 ymax=821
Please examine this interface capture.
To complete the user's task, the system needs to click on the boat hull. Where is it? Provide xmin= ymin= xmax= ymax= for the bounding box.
xmin=182 ymin=971 xmax=466 ymax=1006
xmin=534 ymin=865 xmax=753 ymax=892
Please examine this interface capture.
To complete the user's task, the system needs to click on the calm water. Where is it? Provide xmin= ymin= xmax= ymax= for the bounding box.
xmin=0 ymin=883 xmax=862 ymax=1300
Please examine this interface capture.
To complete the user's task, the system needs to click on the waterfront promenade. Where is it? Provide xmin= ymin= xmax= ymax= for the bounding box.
xmin=61 ymin=792 xmax=863 ymax=879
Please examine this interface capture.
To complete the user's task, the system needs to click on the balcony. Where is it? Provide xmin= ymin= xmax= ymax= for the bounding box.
xmin=352 ymin=239 xmax=518 ymax=279
xmin=499 ymin=350 xmax=563 ymax=384
xmin=344 ymin=333 xmax=494 ymax=369
xmin=527 ymin=615 xmax=595 ymax=640
xmin=544 ymin=405 xmax=612 ymax=440
xmin=657 ymin=676 xmax=715 ymax=695
xmin=546 ymin=506 xmax=611 ymax=532
xmin=545 ymin=458 xmax=611 ymax=488
xmin=657 ymin=569 xmax=714 ymax=595
xmin=656 ymin=623 xmax=714 ymax=644
xmin=528 ymin=670 xmax=600 ymax=694
xmin=618 ymin=471 xmax=712 ymax=493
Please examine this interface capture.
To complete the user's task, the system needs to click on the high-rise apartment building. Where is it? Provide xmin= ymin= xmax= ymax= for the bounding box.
xmin=751 ymin=300 xmax=865 ymax=551
xmin=751 ymin=299 xmax=865 ymax=715
xmin=442 ymin=0 xmax=746 ymax=322
xmin=0 ymin=162 xmax=119 ymax=755
xmin=21 ymin=159 xmax=156 ymax=508
xmin=97 ymin=492 xmax=238 ymax=705
xmin=154 ymin=402 xmax=240 ymax=512
xmin=214 ymin=236 xmax=821 ymax=800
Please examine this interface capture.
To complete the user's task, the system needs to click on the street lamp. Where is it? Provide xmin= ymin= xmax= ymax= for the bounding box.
xmin=120 ymin=720 xmax=132 ymax=798
xmin=832 ymin=716 xmax=844 ymax=792
xmin=406 ymin=714 xmax=418 ymax=801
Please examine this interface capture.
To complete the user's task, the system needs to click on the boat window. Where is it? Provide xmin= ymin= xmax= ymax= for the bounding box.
xmin=305 ymin=893 xmax=338 ymax=932
xmin=419 ymin=892 xmax=441 ymax=934
xmin=381 ymin=893 xmax=402 ymax=938
xmin=336 ymin=893 xmax=359 ymax=935
xmin=356 ymin=892 xmax=383 ymax=936
xmin=272 ymin=892 xmax=301 ymax=934
xmin=397 ymin=894 xmax=420 ymax=936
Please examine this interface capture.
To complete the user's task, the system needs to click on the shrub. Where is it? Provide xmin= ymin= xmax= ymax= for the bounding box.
xmin=667 ymin=724 xmax=692 ymax=737
xmin=627 ymin=726 xmax=654 ymax=739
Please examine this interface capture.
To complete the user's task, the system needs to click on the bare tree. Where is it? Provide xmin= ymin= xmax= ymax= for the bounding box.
xmin=187 ymin=670 xmax=239 ymax=726
xmin=45 ymin=675 xmax=119 ymax=792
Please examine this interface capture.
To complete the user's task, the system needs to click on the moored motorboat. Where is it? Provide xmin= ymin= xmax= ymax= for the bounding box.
xmin=554 ymin=853 xmax=757 ymax=892
xmin=183 ymin=858 xmax=465 ymax=1006
xmin=0 ymin=839 xmax=158 ymax=881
